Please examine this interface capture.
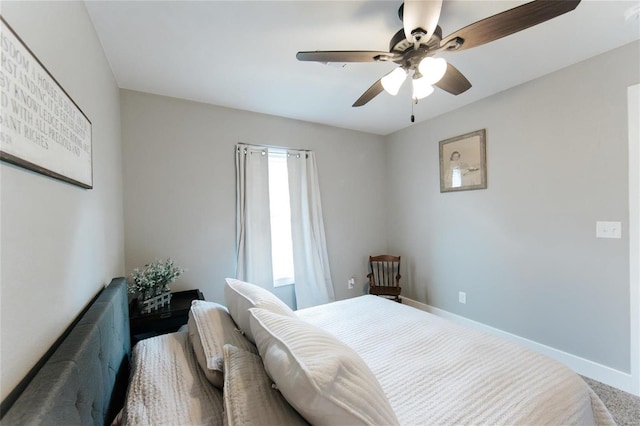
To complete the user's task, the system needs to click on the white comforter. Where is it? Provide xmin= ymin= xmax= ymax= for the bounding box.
xmin=122 ymin=331 xmax=224 ymax=426
xmin=297 ymin=295 xmax=614 ymax=426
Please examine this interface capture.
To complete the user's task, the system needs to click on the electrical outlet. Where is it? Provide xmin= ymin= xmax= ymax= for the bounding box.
xmin=596 ymin=221 xmax=622 ymax=239
xmin=458 ymin=291 xmax=466 ymax=304
xmin=348 ymin=277 xmax=355 ymax=289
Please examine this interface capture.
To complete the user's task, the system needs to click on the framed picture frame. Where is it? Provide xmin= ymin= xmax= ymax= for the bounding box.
xmin=439 ymin=129 xmax=486 ymax=193
xmin=0 ymin=16 xmax=92 ymax=189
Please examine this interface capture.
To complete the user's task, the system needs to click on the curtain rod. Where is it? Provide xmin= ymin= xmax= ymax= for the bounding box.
xmin=237 ymin=142 xmax=312 ymax=153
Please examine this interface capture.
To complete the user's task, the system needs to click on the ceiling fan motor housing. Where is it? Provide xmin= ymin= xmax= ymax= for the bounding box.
xmin=390 ymin=26 xmax=442 ymax=53
xmin=389 ymin=25 xmax=443 ymax=72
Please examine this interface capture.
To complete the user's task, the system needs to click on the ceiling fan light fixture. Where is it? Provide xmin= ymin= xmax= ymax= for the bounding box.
xmin=381 ymin=67 xmax=408 ymax=96
xmin=418 ymin=57 xmax=447 ymax=85
xmin=412 ymin=76 xmax=434 ymax=100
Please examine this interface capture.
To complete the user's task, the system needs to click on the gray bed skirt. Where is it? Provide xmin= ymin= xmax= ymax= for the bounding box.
xmin=2 ymin=277 xmax=131 ymax=425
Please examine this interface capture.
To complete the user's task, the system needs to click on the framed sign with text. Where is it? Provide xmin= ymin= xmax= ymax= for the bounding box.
xmin=0 ymin=16 xmax=92 ymax=189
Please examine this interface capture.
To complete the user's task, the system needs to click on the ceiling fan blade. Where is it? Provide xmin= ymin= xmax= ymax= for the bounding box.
xmin=353 ymin=79 xmax=384 ymax=107
xmin=440 ymin=0 xmax=580 ymax=52
xmin=434 ymin=63 xmax=471 ymax=95
xmin=296 ymin=51 xmax=397 ymax=63
xmin=403 ymin=0 xmax=443 ymax=44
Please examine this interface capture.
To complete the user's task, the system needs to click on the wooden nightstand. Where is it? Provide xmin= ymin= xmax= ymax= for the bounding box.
xmin=129 ymin=289 xmax=204 ymax=345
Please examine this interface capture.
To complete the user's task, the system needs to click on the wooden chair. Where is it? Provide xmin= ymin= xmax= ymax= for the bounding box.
xmin=367 ymin=255 xmax=401 ymax=303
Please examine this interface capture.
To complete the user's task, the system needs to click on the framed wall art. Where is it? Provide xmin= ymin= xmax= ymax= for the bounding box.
xmin=439 ymin=129 xmax=486 ymax=193
xmin=0 ymin=16 xmax=92 ymax=189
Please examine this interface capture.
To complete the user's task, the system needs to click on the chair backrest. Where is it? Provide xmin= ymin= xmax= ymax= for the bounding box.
xmin=368 ymin=255 xmax=401 ymax=289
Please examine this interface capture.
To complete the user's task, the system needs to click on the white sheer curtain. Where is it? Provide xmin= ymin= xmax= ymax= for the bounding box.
xmin=235 ymin=144 xmax=274 ymax=288
xmin=287 ymin=150 xmax=335 ymax=309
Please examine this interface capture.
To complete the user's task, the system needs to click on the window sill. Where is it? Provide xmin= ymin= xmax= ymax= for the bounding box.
xmin=273 ymin=278 xmax=294 ymax=288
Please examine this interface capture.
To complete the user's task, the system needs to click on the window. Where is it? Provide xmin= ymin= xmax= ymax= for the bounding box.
xmin=267 ymin=150 xmax=295 ymax=287
xmin=236 ymin=143 xmax=334 ymax=307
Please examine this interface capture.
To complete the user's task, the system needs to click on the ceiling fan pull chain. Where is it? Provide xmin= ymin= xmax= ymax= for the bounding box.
xmin=411 ymin=99 xmax=415 ymax=123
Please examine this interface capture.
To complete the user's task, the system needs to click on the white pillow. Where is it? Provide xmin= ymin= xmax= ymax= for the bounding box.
xmin=224 ymin=278 xmax=296 ymax=343
xmin=222 ymin=344 xmax=308 ymax=426
xmin=188 ymin=300 xmax=257 ymax=388
xmin=249 ymin=308 xmax=400 ymax=426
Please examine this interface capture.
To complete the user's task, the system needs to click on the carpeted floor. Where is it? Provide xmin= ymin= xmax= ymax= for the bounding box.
xmin=582 ymin=376 xmax=640 ymax=425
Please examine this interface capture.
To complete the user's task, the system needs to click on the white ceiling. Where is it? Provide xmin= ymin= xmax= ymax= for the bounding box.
xmin=85 ymin=0 xmax=640 ymax=135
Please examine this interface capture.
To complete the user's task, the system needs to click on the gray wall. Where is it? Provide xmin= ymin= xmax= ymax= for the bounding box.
xmin=120 ymin=90 xmax=387 ymax=307
xmin=386 ymin=41 xmax=639 ymax=373
xmin=0 ymin=2 xmax=124 ymax=400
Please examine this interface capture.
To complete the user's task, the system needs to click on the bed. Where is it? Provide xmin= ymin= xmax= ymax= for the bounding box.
xmin=124 ymin=278 xmax=615 ymax=425
xmin=2 ymin=277 xmax=615 ymax=425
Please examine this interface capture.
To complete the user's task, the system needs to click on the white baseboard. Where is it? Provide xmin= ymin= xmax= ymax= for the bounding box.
xmin=401 ymin=296 xmax=637 ymax=395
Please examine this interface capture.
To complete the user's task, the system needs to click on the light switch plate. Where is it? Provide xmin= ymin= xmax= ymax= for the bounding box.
xmin=596 ymin=221 xmax=622 ymax=239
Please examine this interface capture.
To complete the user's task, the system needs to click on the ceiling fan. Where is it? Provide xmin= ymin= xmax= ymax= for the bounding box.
xmin=297 ymin=0 xmax=581 ymax=108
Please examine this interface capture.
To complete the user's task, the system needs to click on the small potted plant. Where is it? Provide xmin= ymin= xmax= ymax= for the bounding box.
xmin=129 ymin=258 xmax=184 ymax=314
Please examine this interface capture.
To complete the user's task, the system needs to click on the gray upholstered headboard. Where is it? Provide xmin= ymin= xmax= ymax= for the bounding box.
xmin=2 ymin=277 xmax=131 ymax=425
